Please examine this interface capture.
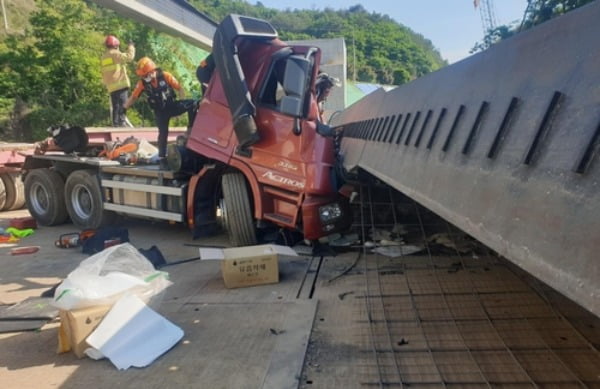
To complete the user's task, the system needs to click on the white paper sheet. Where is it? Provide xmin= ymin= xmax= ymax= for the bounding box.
xmin=199 ymin=244 xmax=298 ymax=261
xmin=84 ymin=294 xmax=184 ymax=370
xmin=199 ymin=248 xmax=225 ymax=260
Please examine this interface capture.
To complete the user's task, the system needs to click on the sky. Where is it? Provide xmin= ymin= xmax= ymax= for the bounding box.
xmin=251 ymin=0 xmax=528 ymax=63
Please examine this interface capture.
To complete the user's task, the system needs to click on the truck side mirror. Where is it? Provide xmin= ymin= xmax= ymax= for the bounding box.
xmin=280 ymin=55 xmax=310 ymax=117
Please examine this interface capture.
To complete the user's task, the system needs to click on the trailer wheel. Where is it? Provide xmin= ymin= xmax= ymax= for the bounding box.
xmin=1 ymin=172 xmax=25 ymax=211
xmin=221 ymin=172 xmax=257 ymax=247
xmin=65 ymin=169 xmax=114 ymax=229
xmin=24 ymin=169 xmax=68 ymax=225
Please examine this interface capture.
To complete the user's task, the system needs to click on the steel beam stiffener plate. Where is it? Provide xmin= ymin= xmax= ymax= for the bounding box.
xmin=333 ymin=3 xmax=600 ymax=317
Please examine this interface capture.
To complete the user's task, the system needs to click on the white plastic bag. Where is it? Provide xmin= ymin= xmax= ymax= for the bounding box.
xmin=136 ymin=138 xmax=158 ymax=159
xmin=52 ymin=243 xmax=171 ymax=310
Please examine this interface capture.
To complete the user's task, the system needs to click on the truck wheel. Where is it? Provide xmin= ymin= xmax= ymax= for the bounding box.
xmin=221 ymin=172 xmax=257 ymax=246
xmin=1 ymin=172 xmax=25 ymax=211
xmin=64 ymin=169 xmax=114 ymax=229
xmin=24 ymin=169 xmax=68 ymax=225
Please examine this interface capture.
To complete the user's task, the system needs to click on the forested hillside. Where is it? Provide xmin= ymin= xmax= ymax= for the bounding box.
xmin=0 ymin=0 xmax=448 ymax=141
xmin=0 ymin=0 xmax=207 ymax=140
xmin=189 ymin=0 xmax=446 ymax=85
xmin=0 ymin=0 xmax=591 ymax=141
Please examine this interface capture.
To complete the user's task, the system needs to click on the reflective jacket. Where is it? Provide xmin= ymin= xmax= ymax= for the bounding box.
xmin=101 ymin=45 xmax=135 ymax=93
xmin=132 ymin=69 xmax=181 ymax=111
xmin=144 ymin=69 xmax=175 ymax=110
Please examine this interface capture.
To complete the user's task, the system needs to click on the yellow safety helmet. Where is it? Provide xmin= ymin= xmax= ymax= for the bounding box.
xmin=136 ymin=57 xmax=157 ymax=77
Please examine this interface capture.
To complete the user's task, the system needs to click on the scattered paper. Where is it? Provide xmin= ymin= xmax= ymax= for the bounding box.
xmin=85 ymin=294 xmax=183 ymax=370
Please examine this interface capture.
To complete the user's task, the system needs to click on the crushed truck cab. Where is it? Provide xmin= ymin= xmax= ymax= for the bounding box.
xmin=183 ymin=14 xmax=351 ymax=245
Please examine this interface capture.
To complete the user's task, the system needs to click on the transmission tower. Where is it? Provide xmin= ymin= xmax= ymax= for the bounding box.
xmin=478 ymin=0 xmax=498 ymax=34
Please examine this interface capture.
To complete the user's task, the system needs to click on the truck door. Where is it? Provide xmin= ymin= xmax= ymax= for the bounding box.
xmin=248 ymin=48 xmax=312 ymax=171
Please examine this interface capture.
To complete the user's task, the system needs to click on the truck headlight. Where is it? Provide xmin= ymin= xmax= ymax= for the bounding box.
xmin=319 ymin=203 xmax=342 ymax=223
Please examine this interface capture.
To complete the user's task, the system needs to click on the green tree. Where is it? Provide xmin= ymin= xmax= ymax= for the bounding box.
xmin=472 ymin=0 xmax=594 ymax=53
xmin=521 ymin=0 xmax=595 ymax=29
xmin=470 ymin=25 xmax=517 ymax=53
xmin=0 ymin=0 xmax=106 ymax=139
xmin=0 ymin=0 xmax=204 ymax=140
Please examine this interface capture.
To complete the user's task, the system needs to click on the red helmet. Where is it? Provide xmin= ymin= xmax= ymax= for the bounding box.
xmin=105 ymin=35 xmax=120 ymax=48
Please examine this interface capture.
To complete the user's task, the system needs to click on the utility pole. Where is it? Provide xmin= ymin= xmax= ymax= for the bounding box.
xmin=352 ymin=32 xmax=357 ymax=82
xmin=1 ymin=0 xmax=8 ymax=32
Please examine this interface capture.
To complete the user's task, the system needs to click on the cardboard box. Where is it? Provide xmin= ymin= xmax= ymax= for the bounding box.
xmin=57 ymin=305 xmax=111 ymax=358
xmin=200 ymin=244 xmax=298 ymax=289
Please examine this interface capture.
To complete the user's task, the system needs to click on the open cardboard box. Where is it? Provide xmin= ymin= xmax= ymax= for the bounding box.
xmin=200 ymin=244 xmax=298 ymax=288
xmin=58 ymin=305 xmax=111 ymax=358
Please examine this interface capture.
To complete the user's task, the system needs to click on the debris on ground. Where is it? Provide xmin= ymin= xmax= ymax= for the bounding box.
xmin=8 ymin=216 xmax=37 ymax=229
xmin=83 ymin=294 xmax=183 ymax=370
xmin=55 ymin=230 xmax=96 ymax=249
xmin=0 ymin=296 xmax=58 ymax=333
xmin=81 ymin=227 xmax=129 ymax=254
xmin=51 ymin=243 xmax=182 ymax=367
xmin=427 ymin=232 xmax=478 ymax=254
xmin=372 ymin=244 xmax=424 ymax=258
xmin=10 ymin=246 xmax=40 ymax=255
xmin=292 ymin=242 xmax=313 ymax=256
xmin=51 ymin=242 xmax=170 ymax=311
xmin=328 ymin=233 xmax=359 ymax=247
xmin=5 ymin=227 xmax=35 ymax=238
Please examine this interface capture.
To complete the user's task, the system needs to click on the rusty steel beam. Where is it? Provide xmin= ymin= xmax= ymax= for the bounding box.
xmin=333 ymin=2 xmax=600 ymax=317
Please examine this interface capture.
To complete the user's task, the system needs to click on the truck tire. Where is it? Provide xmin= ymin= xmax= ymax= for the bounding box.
xmin=24 ymin=168 xmax=68 ymax=225
xmin=1 ymin=172 xmax=25 ymax=211
xmin=64 ymin=169 xmax=114 ymax=229
xmin=221 ymin=172 xmax=257 ymax=247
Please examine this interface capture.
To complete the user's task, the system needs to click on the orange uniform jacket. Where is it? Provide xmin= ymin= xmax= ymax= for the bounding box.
xmin=131 ymin=70 xmax=182 ymax=99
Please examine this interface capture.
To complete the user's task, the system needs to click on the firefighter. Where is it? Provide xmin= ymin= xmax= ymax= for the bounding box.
xmin=124 ymin=57 xmax=196 ymax=169
xmin=101 ymin=35 xmax=135 ymax=127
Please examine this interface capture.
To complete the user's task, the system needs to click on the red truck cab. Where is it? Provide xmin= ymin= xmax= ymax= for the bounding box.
xmin=184 ymin=14 xmax=351 ymax=246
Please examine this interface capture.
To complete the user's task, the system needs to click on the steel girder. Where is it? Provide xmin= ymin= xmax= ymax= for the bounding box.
xmin=91 ymin=0 xmax=217 ymax=50
xmin=333 ymin=3 xmax=600 ymax=317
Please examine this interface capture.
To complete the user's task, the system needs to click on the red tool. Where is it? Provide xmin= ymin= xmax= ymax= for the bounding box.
xmin=80 ymin=229 xmax=96 ymax=241
xmin=103 ymin=238 xmax=122 ymax=249
xmin=55 ymin=230 xmax=97 ymax=249
xmin=11 ymin=246 xmax=40 ymax=255
xmin=55 ymin=233 xmax=80 ymax=248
